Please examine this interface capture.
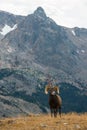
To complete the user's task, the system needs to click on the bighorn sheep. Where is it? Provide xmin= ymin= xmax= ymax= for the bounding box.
xmin=45 ymin=84 xmax=62 ymax=117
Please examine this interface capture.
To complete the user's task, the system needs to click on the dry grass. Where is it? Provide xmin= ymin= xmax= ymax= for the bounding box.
xmin=0 ymin=113 xmax=87 ymax=130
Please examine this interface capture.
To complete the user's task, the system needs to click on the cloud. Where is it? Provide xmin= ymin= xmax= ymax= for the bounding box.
xmin=0 ymin=0 xmax=87 ymax=28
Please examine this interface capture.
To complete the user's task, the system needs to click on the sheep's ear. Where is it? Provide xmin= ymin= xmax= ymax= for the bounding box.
xmin=45 ymin=85 xmax=50 ymax=94
xmin=54 ymin=86 xmax=59 ymax=94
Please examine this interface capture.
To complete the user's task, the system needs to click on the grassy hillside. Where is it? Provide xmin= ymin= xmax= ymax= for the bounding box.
xmin=0 ymin=113 xmax=87 ymax=130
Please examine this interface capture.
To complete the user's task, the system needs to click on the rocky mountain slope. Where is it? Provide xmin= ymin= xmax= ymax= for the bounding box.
xmin=0 ymin=7 xmax=87 ymax=117
xmin=0 ymin=10 xmax=25 ymax=37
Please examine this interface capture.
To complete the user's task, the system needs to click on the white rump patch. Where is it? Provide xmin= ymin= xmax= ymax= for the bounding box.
xmin=52 ymin=91 xmax=56 ymax=95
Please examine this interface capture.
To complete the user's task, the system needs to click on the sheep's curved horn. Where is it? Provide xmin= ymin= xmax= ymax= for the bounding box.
xmin=45 ymin=85 xmax=50 ymax=94
xmin=53 ymin=86 xmax=59 ymax=94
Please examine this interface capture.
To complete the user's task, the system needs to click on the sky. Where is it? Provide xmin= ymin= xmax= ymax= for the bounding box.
xmin=0 ymin=0 xmax=87 ymax=28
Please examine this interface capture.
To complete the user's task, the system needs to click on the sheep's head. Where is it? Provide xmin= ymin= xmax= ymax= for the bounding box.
xmin=45 ymin=85 xmax=59 ymax=95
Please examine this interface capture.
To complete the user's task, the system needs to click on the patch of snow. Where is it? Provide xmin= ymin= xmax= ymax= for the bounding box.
xmin=76 ymin=50 xmax=80 ymax=54
xmin=0 ymin=24 xmax=17 ymax=35
xmin=77 ymin=49 xmax=85 ymax=54
xmin=7 ymin=46 xmax=15 ymax=53
xmin=71 ymin=30 xmax=76 ymax=36
xmin=12 ymin=24 xmax=17 ymax=30
xmin=81 ymin=50 xmax=85 ymax=53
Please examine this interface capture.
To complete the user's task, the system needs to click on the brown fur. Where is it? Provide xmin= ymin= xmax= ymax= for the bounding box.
xmin=45 ymin=85 xmax=62 ymax=117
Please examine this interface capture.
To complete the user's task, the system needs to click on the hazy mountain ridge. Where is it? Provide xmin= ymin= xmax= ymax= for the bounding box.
xmin=0 ymin=7 xmax=87 ymax=117
xmin=0 ymin=10 xmax=25 ymax=28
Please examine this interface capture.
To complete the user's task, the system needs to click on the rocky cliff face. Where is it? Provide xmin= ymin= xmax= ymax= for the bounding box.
xmin=0 ymin=7 xmax=87 ymax=117
xmin=0 ymin=10 xmax=25 ymax=36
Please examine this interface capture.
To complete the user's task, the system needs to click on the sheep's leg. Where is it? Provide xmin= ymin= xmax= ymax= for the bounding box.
xmin=59 ymin=107 xmax=61 ymax=117
xmin=54 ymin=109 xmax=57 ymax=117
xmin=50 ymin=109 xmax=53 ymax=117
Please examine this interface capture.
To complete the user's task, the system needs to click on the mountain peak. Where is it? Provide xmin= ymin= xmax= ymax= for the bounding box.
xmin=34 ymin=7 xmax=46 ymax=18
